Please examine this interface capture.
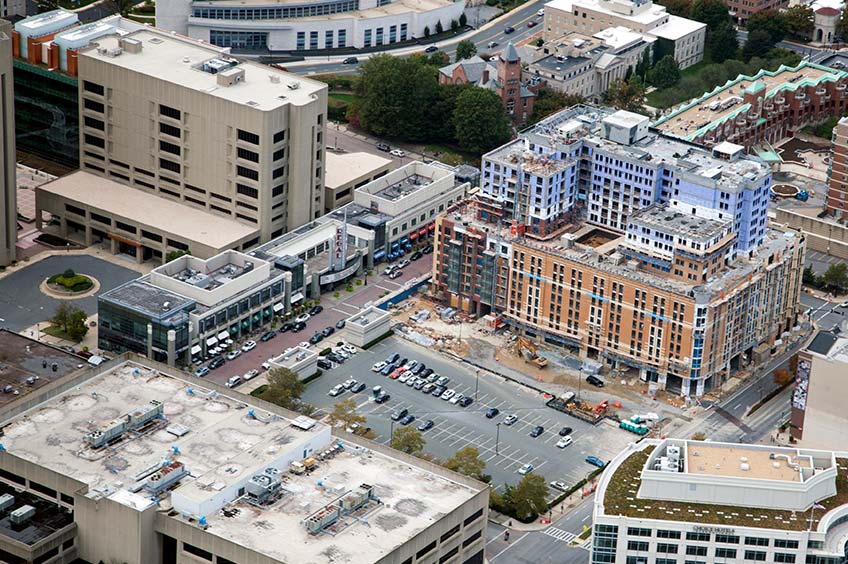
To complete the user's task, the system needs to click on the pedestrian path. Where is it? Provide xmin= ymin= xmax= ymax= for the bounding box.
xmin=543 ymin=527 xmax=577 ymax=543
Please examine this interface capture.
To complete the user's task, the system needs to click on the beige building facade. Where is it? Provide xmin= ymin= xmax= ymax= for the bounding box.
xmin=324 ymin=151 xmax=392 ymax=213
xmin=74 ymin=28 xmax=327 ymax=245
xmin=0 ymin=20 xmax=15 ymax=267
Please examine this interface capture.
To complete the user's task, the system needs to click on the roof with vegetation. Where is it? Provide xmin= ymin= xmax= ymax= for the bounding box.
xmin=602 ymin=446 xmax=848 ymax=531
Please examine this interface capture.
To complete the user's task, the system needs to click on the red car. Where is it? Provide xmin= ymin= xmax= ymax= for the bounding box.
xmin=528 ymin=20 xmax=538 ymax=27
xmin=390 ymin=368 xmax=406 ymax=379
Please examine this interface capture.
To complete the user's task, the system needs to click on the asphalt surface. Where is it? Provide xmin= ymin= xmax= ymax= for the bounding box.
xmin=300 ymin=336 xmax=635 ymax=491
xmin=800 ymin=291 xmax=846 ymax=334
xmin=0 ymin=255 xmax=139 ymax=332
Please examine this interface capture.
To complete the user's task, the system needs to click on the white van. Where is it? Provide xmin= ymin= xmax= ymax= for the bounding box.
xmin=226 ymin=376 xmax=242 ymax=388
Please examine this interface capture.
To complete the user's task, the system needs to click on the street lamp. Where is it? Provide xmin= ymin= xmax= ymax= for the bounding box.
xmin=495 ymin=421 xmax=502 ymax=455
xmin=474 ymin=369 xmax=480 ymax=401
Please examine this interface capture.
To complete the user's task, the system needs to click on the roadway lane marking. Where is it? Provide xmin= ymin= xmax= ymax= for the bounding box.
xmin=489 ymin=532 xmax=530 ymax=561
xmin=543 ymin=527 xmax=577 ymax=543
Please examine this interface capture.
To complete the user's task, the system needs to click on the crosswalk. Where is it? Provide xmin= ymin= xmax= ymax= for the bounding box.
xmin=543 ymin=527 xmax=577 ymax=543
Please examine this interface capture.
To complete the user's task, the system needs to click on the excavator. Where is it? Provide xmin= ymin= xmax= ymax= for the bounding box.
xmin=516 ymin=337 xmax=548 ymax=368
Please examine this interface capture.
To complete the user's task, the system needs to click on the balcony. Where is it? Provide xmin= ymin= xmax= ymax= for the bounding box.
xmin=736 ymin=117 xmax=747 ymax=126
xmin=764 ymin=102 xmax=774 ymax=111
xmin=795 ymin=91 xmax=807 ymax=100
xmin=747 ymin=111 xmax=759 ymax=120
xmin=836 ymin=83 xmax=847 ymax=91
xmin=816 ymin=87 xmax=827 ymax=96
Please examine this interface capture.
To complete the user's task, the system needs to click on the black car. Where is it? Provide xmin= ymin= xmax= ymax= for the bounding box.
xmin=391 ymin=408 xmax=409 ymax=421
xmin=412 ymin=363 xmax=425 ymax=375
xmin=422 ymin=245 xmax=433 ymax=254
xmin=421 ymin=368 xmax=433 ymax=378
xmin=327 ymin=353 xmax=343 ymax=363
xmin=209 ymin=357 xmax=226 ymax=369
xmin=486 ymin=407 xmax=500 ymax=419
xmin=310 ymin=333 xmax=324 ymax=344
xmin=317 ymin=359 xmax=333 ymax=370
xmin=376 ymin=142 xmax=391 ymax=152
xmin=458 ymin=396 xmax=473 ymax=407
xmin=586 ymin=375 xmax=605 ymax=388
xmin=530 ymin=425 xmax=544 ymax=438
xmin=322 ymin=326 xmax=335 ymax=337
xmin=309 ymin=305 xmax=324 ymax=316
xmin=558 ymin=426 xmax=573 ymax=436
xmin=351 ymin=382 xmax=367 ymax=393
xmin=375 ymin=393 xmax=391 ymax=404
xmin=431 ymin=385 xmax=446 ymax=397
xmin=398 ymin=357 xmax=408 ymax=367
xmin=424 ymin=45 xmax=439 ymax=53
xmin=386 ymin=352 xmax=400 ymax=364
xmin=410 ymin=251 xmax=423 ymax=261
xmin=279 ymin=322 xmax=293 ymax=333
xmin=399 ymin=414 xmax=415 ymax=425
xmin=336 ymin=319 xmax=346 ymax=329
xmin=342 ymin=56 xmax=359 ymax=64
xmin=417 ymin=419 xmax=434 ymax=432
xmin=260 ymin=331 xmax=276 ymax=342
xmin=293 ymin=321 xmax=306 ymax=332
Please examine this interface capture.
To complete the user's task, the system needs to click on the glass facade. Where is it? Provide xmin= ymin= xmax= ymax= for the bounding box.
xmin=591 ymin=524 xmax=618 ymax=564
xmin=98 ymin=301 xmax=191 ymax=363
xmin=193 ymin=0 xmax=359 ymax=19
xmin=209 ymin=30 xmax=268 ymax=49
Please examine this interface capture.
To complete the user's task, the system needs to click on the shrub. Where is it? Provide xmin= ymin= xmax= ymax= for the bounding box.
xmin=319 ymin=348 xmax=332 ymax=356
xmin=334 ymin=292 xmax=340 ymax=298
xmin=63 ymin=269 xmax=76 ymax=279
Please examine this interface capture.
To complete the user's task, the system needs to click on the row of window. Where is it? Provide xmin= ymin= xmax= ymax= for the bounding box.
xmin=194 ymin=0 xmax=359 ymax=20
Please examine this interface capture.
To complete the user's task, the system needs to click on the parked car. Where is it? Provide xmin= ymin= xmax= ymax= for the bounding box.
xmin=440 ymin=388 xmax=455 ymax=401
xmin=372 ymin=361 xmax=387 ymax=372
xmin=376 ymin=142 xmax=391 ymax=152
xmin=342 ymin=344 xmax=357 ymax=355
xmin=329 ymin=384 xmax=345 ymax=397
xmin=309 ymin=333 xmax=323 ymax=344
xmin=486 ymin=407 xmax=500 ymax=419
xmin=449 ymin=392 xmax=463 ymax=404
xmin=400 ymin=414 xmax=415 ymax=425
xmin=279 ymin=322 xmax=293 ymax=333
xmin=226 ymin=376 xmax=242 ymax=388
xmin=384 ymin=265 xmax=398 ymax=275
xmin=504 ymin=25 xmax=515 ymax=33
xmin=550 ymin=480 xmax=568 ymax=492
xmin=421 ymin=368 xmax=434 ymax=379
xmin=422 ymin=245 xmax=433 ymax=254
xmin=322 ymin=326 xmax=335 ymax=337
xmin=244 ymin=369 xmax=259 ymax=381
xmin=293 ymin=321 xmax=307 ymax=332
xmin=262 ymin=358 xmax=274 ymax=370
xmin=586 ymin=375 xmax=605 ymax=388
xmin=518 ymin=463 xmax=534 ymax=475
xmin=410 ymin=251 xmax=423 ymax=261
xmin=391 ymin=408 xmax=409 ymax=421
xmin=336 ymin=319 xmax=346 ymax=329
xmin=537 ymin=8 xmax=544 ymax=15
xmin=334 ymin=349 xmax=349 ymax=360
xmin=342 ymin=56 xmax=359 ymax=64
xmin=389 ymin=270 xmax=403 ymax=279
xmin=398 ymin=372 xmax=412 ymax=383
xmin=556 ymin=436 xmax=574 ymax=448
xmin=586 ymin=456 xmax=605 ymax=468
xmin=390 ymin=149 xmax=406 ymax=158
xmin=455 ymin=396 xmax=470 ymax=407
xmin=417 ymin=419 xmax=435 ymax=432
xmin=398 ymin=258 xmax=411 ymax=268
xmin=295 ymin=313 xmax=310 ymax=324
xmin=412 ymin=363 xmax=425 ymax=375
xmin=381 ymin=364 xmax=395 ymax=376
xmin=226 ymin=350 xmax=242 ymax=361
xmin=375 ymin=392 xmax=391 ymax=404
xmin=317 ymin=359 xmax=333 ymax=370
xmin=389 ymin=368 xmax=404 ymax=379
xmin=195 ymin=366 xmax=210 ymax=377
xmin=386 ymin=352 xmax=400 ymax=364
xmin=309 ymin=305 xmax=324 ymax=316
xmin=530 ymin=425 xmax=544 ymax=438
xmin=436 ymin=376 xmax=450 ymax=387
xmin=406 ymin=377 xmax=418 ymax=387
xmin=427 ymin=373 xmax=440 ymax=383
xmin=503 ymin=414 xmax=518 ymax=426
xmin=432 ymin=385 xmax=446 ymax=397
xmin=327 ymin=353 xmax=343 ymax=364
xmin=342 ymin=378 xmax=357 ymax=389
xmin=260 ymin=331 xmax=276 ymax=342
xmin=425 ymin=45 xmax=439 ymax=53
xmin=351 ymin=382 xmax=367 ymax=393
xmin=413 ymin=379 xmax=426 ymax=390
xmin=558 ymin=426 xmax=573 ymax=436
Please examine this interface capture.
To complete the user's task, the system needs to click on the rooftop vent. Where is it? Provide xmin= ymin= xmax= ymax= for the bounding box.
xmin=10 ymin=505 xmax=35 ymax=526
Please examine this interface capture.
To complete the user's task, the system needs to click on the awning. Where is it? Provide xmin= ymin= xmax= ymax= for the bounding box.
xmin=205 ymin=336 xmax=218 ymax=347
xmin=87 ymin=355 xmax=105 ymax=366
xmin=400 ymin=237 xmax=409 ymax=244
xmin=107 ymin=233 xmax=141 ymax=248
xmin=273 ymin=302 xmax=284 ymax=313
xmin=263 ymin=307 xmax=272 ymax=318
xmin=217 ymin=331 xmax=229 ymax=342
xmin=190 ymin=344 xmax=202 ymax=355
xmin=252 ymin=313 xmax=261 ymax=323
xmin=409 ymin=231 xmax=419 ymax=241
xmin=373 ymin=250 xmax=386 ymax=260
xmin=291 ymin=292 xmax=304 ymax=303
xmin=230 ymin=325 xmax=239 ymax=335
xmin=428 ymin=223 xmax=435 ymax=232
xmin=390 ymin=241 xmax=400 ymax=250
xmin=418 ymin=227 xmax=428 ymax=236
xmin=241 ymin=320 xmax=250 ymax=329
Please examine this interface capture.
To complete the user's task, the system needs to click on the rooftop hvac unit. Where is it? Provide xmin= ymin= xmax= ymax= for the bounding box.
xmin=0 ymin=494 xmax=14 ymax=512
xmin=10 ymin=505 xmax=35 ymax=526
xmin=128 ymin=400 xmax=163 ymax=428
xmin=246 ymin=468 xmax=283 ymax=505
xmin=145 ymin=461 xmax=189 ymax=495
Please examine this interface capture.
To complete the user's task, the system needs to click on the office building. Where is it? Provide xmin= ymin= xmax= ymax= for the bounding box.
xmin=727 ymin=0 xmax=790 ymax=24
xmin=592 ymin=438 xmax=847 ymax=563
xmin=543 ymin=0 xmax=705 ymax=69
xmin=324 ymin=151 xmax=391 ymax=213
xmin=157 ymin=0 xmax=465 ymax=52
xmin=433 ymin=106 xmax=805 ymax=396
xmin=0 ymin=20 xmax=15 ymax=267
xmin=0 ymin=356 xmax=489 ymax=564
xmin=826 ymin=116 xmax=848 ymax=218
xmin=654 ymin=61 xmax=848 ymax=152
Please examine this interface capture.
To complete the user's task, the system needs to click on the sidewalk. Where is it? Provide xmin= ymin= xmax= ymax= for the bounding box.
xmin=489 ymin=487 xmax=597 ymax=532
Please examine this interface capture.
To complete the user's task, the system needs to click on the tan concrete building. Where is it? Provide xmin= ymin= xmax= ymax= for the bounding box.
xmin=773 ymin=205 xmax=848 ymax=260
xmin=0 ymin=20 xmax=15 ymax=267
xmin=324 ymin=151 xmax=391 ymax=213
xmin=0 ymin=355 xmax=489 ymax=564
xmin=39 ymin=26 xmax=328 ymax=259
xmin=826 ymin=116 xmax=848 ymax=218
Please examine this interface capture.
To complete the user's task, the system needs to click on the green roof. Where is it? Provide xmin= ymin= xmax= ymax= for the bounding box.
xmin=746 ymin=81 xmax=766 ymax=94
xmin=756 ymin=149 xmax=782 ymax=163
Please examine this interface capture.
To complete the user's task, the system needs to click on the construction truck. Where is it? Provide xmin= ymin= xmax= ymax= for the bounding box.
xmin=516 ymin=337 xmax=548 ymax=368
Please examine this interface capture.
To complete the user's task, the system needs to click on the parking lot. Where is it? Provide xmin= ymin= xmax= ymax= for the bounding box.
xmin=302 ymin=337 xmax=635 ymax=493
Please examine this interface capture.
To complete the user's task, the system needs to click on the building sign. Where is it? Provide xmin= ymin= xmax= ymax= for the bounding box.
xmin=332 ymin=214 xmax=349 ymax=272
xmin=692 ymin=526 xmax=735 ymax=535
xmin=320 ymin=263 xmax=358 ymax=285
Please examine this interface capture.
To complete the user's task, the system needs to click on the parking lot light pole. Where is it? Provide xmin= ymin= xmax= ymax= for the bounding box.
xmin=495 ymin=422 xmax=501 ymax=455
xmin=389 ymin=420 xmax=395 ymax=446
xmin=474 ymin=369 xmax=480 ymax=401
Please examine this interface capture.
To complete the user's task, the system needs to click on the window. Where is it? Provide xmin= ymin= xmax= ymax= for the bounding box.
xmin=745 ymin=537 xmax=769 ymax=546
xmin=462 ymin=529 xmax=482 ymax=547
xmin=686 ymin=531 xmax=709 ymax=542
xmin=364 ymin=29 xmax=372 ymax=47
xmin=115 ymin=221 xmax=136 ymax=234
xmin=296 ymin=31 xmax=305 ymax=50
xmin=714 ymin=548 xmax=736 ymax=558
xmin=273 ymin=130 xmax=286 ymax=143
xmin=84 ymin=116 xmax=104 ymax=130
xmin=325 ymin=29 xmax=333 ymax=48
xmin=159 ymin=140 xmax=181 ymax=156
xmin=774 ymin=553 xmax=796 ymax=563
xmin=310 ymin=31 xmax=318 ymax=49
xmin=0 ymin=469 xmax=24 ymax=485
xmin=182 ymin=543 xmax=212 ymax=561
xmin=416 ymin=540 xmax=437 ymax=560
xmin=715 ymin=534 xmax=739 ymax=544
xmin=237 ymin=129 xmax=260 ymax=145
xmin=160 ymin=104 xmax=181 ymax=120
xmin=60 ymin=493 xmax=74 ymax=505
xmin=441 ymin=524 xmax=460 ymax=542
xmin=209 ymin=30 xmax=268 ymax=49
xmin=237 ymin=166 xmax=259 ymax=181
xmin=273 ymin=148 xmax=285 ymax=161
xmin=141 ymin=230 xmax=162 ymax=242
xmin=84 ymin=134 xmax=105 ymax=148
xmin=686 ymin=546 xmax=707 ymax=556
xmin=655 ymin=560 xmax=677 ymax=564
xmin=464 ymin=508 xmax=483 ymax=526
xmin=84 ymin=98 xmax=104 ymax=113
xmin=83 ymin=80 xmax=104 ymax=95
xmin=744 ymin=550 xmax=766 ymax=561
xmin=440 ymin=545 xmax=459 ymax=563
xmin=775 ymin=540 xmax=799 ymax=549
xmin=84 ymin=151 xmax=105 ymax=161
xmin=657 ymin=543 xmax=678 ymax=554
xmin=658 ymin=530 xmax=681 ymax=539
xmin=626 ymin=558 xmax=647 ymax=564
xmin=627 ymin=541 xmax=649 ymax=551
xmin=34 ymin=547 xmax=58 ymax=564
xmin=237 ymin=184 xmax=259 ymax=198
xmin=238 ymin=147 xmax=260 ymax=162
xmin=160 ymin=122 xmax=181 ymax=138
xmin=29 ymin=480 xmax=57 ymax=498
xmin=338 ymin=29 xmax=347 ymax=47
xmin=160 ymin=158 xmax=181 ymax=173
xmin=273 ymin=166 xmax=285 ymax=179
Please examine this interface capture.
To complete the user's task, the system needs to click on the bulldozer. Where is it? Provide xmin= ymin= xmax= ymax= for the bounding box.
xmin=516 ymin=337 xmax=548 ymax=368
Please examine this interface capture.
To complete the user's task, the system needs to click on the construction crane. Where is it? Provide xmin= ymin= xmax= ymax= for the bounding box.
xmin=516 ymin=337 xmax=548 ymax=368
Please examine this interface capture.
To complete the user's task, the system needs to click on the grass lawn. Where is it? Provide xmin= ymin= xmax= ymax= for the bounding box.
xmin=43 ymin=325 xmax=73 ymax=342
xmin=424 ymin=143 xmax=476 ymax=166
xmin=328 ymin=92 xmax=360 ymax=104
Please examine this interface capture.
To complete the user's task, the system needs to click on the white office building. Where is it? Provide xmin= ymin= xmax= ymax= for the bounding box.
xmin=592 ymin=438 xmax=848 ymax=564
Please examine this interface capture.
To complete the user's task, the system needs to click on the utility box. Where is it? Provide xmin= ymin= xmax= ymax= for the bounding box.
xmin=10 ymin=505 xmax=35 ymax=525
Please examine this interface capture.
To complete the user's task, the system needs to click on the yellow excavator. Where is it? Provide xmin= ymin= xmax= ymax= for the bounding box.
xmin=516 ymin=337 xmax=548 ymax=368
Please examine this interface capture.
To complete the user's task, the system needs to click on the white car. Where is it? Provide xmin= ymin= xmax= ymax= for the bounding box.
xmin=295 ymin=313 xmax=310 ymax=324
xmin=372 ymin=361 xmax=387 ymax=372
xmin=390 ymin=149 xmax=406 ymax=158
xmin=334 ymin=349 xmax=350 ymax=359
xmin=342 ymin=344 xmax=357 ymax=355
xmin=406 ymin=377 xmax=418 ymax=387
xmin=243 ymin=369 xmax=259 ymax=381
xmin=556 ymin=436 xmax=574 ymax=449
xmin=241 ymin=340 xmax=257 ymax=352
xmin=518 ymin=463 xmax=534 ymax=475
xmin=550 ymin=480 xmax=568 ymax=491
xmin=261 ymin=358 xmax=274 ymax=370
xmin=226 ymin=350 xmax=241 ymax=361
xmin=226 ymin=376 xmax=242 ymax=388
xmin=537 ymin=8 xmax=544 ymax=16
xmin=503 ymin=414 xmax=518 ymax=426
xmin=398 ymin=372 xmax=411 ymax=383
xmin=298 ymin=341 xmax=311 ymax=349
xmin=383 ymin=265 xmax=398 ymax=275
xmin=342 ymin=378 xmax=357 ymax=389
xmin=441 ymin=388 xmax=456 ymax=401
xmin=328 ymin=384 xmax=345 ymax=397
xmin=449 ymin=393 xmax=464 ymax=405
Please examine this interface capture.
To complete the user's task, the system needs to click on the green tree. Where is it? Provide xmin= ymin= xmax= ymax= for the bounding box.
xmin=839 ymin=5 xmax=848 ymax=40
xmin=648 ymin=54 xmax=680 ymax=89
xmin=803 ymin=266 xmax=819 ymax=286
xmin=51 ymin=302 xmax=74 ymax=333
xmin=259 ymin=367 xmax=304 ymax=409
xmin=453 ymin=88 xmax=512 ymax=154
xmin=783 ymin=5 xmax=814 ymax=40
xmin=445 ymin=446 xmax=487 ymax=479
xmin=691 ymin=0 xmax=731 ymax=29
xmin=709 ymin=22 xmax=739 ymax=63
xmin=327 ymin=399 xmax=377 ymax=438
xmin=691 ymin=432 xmax=707 ymax=441
xmin=455 ymin=40 xmax=477 ymax=61
xmin=747 ymin=10 xmax=788 ymax=44
xmin=604 ymin=77 xmax=647 ymax=114
xmin=165 ymin=249 xmax=190 ymax=262
xmin=435 ymin=20 xmax=444 ymax=34
xmin=529 ymin=87 xmax=585 ymax=124
xmin=391 ymin=426 xmax=426 ymax=455
xmin=451 ymin=19 xmax=459 ymax=31
xmin=459 ymin=13 xmax=467 ymax=26
xmin=742 ymin=29 xmax=775 ymax=61
xmin=662 ymin=0 xmax=692 ymax=16
xmin=511 ymin=474 xmax=549 ymax=520
xmin=428 ymin=51 xmax=450 ymax=66
xmin=66 ymin=309 xmax=89 ymax=342
xmin=822 ymin=263 xmax=848 ymax=294
xmin=424 ymin=26 xmax=431 ymax=38
xmin=634 ymin=49 xmax=651 ymax=81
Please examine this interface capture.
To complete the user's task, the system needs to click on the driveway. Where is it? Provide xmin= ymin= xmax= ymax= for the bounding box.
xmin=0 ymin=255 xmax=140 ymax=331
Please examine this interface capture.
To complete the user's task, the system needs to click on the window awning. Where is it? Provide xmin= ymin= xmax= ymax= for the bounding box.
xmin=263 ymin=308 xmax=272 ymax=318
xmin=273 ymin=302 xmax=284 ymax=313
xmin=409 ymin=232 xmax=419 ymax=241
xmin=217 ymin=331 xmax=230 ymax=342
xmin=190 ymin=344 xmax=202 ymax=355
xmin=391 ymin=241 xmax=400 ymax=249
xmin=230 ymin=325 xmax=239 ymax=334
xmin=252 ymin=313 xmax=261 ymax=323
xmin=291 ymin=292 xmax=304 ymax=303
xmin=205 ymin=336 xmax=218 ymax=347
xmin=373 ymin=249 xmax=386 ymax=260
xmin=428 ymin=223 xmax=435 ymax=232
xmin=418 ymin=227 xmax=428 ymax=236
xmin=241 ymin=320 xmax=250 ymax=329
xmin=400 ymin=237 xmax=409 ymax=244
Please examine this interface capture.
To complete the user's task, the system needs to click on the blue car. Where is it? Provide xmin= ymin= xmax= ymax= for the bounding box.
xmin=195 ymin=367 xmax=210 ymax=378
xmin=585 ymin=456 xmax=605 ymax=468
xmin=386 ymin=352 xmax=400 ymax=364
xmin=381 ymin=364 xmax=395 ymax=376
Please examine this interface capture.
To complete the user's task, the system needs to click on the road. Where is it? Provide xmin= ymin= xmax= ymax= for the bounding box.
xmin=736 ymin=29 xmax=832 ymax=62
xmin=800 ymin=291 xmax=846 ymax=333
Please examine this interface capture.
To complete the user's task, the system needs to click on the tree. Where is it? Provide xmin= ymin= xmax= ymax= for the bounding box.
xmin=166 ymin=249 xmax=190 ymax=262
xmin=773 ymin=369 xmax=793 ymax=387
xmin=459 ymin=13 xmax=467 ymax=26
xmin=424 ymin=26 xmax=431 ymax=38
xmin=648 ymin=55 xmax=680 ymax=89
xmin=428 ymin=51 xmax=450 ymax=66
xmin=455 ymin=40 xmax=477 ymax=62
xmin=742 ymin=29 xmax=774 ymax=62
xmin=709 ymin=22 xmax=739 ymax=63
xmin=453 ymin=88 xmax=512 ymax=154
xmin=445 ymin=446 xmax=487 ymax=479
xmin=51 ymin=302 xmax=74 ymax=331
xmin=451 ymin=19 xmax=459 ymax=31
xmin=604 ymin=77 xmax=647 ymax=114
xmin=260 ymin=368 xmax=304 ymax=409
xmin=662 ymin=0 xmax=692 ymax=17
xmin=691 ymin=0 xmax=731 ymax=29
xmin=822 ymin=263 xmax=848 ymax=294
xmin=510 ymin=474 xmax=549 ymax=520
xmin=391 ymin=426 xmax=426 ymax=455
xmin=783 ymin=5 xmax=814 ymax=40
xmin=529 ymin=87 xmax=585 ymax=124
xmin=691 ymin=432 xmax=707 ymax=441
xmin=435 ymin=20 xmax=444 ymax=34
xmin=67 ymin=309 xmax=89 ymax=342
xmin=634 ymin=49 xmax=651 ymax=82
xmin=327 ymin=399 xmax=376 ymax=438
xmin=747 ymin=10 xmax=788 ymax=44
xmin=803 ymin=266 xmax=819 ymax=286
xmin=839 ymin=5 xmax=848 ymax=40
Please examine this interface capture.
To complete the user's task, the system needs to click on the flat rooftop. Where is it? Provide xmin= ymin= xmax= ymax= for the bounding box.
xmin=162 ymin=258 xmax=256 ymax=292
xmin=545 ymin=0 xmax=669 ymax=25
xmin=80 ymin=29 xmax=325 ymax=110
xmin=100 ymin=278 xmax=194 ymax=319
xmin=650 ymin=14 xmax=705 ymax=40
xmin=325 ymin=151 xmax=392 ymax=190
xmin=39 ymin=171 xmax=259 ymax=249
xmin=531 ymin=54 xmax=595 ymax=74
xmin=686 ymin=443 xmax=811 ymax=482
xmin=654 ymin=62 xmax=846 ymax=140
xmin=0 ymin=330 xmax=84 ymax=405
xmin=0 ymin=482 xmax=74 ymax=546
xmin=629 ymin=204 xmax=730 ymax=241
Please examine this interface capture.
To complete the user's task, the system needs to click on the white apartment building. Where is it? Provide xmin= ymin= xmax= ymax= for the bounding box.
xmin=157 ymin=0 xmax=465 ymax=52
xmin=592 ymin=438 xmax=848 ymax=564
xmin=68 ymin=27 xmax=327 ymax=246
xmin=543 ymin=0 xmax=706 ymax=69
